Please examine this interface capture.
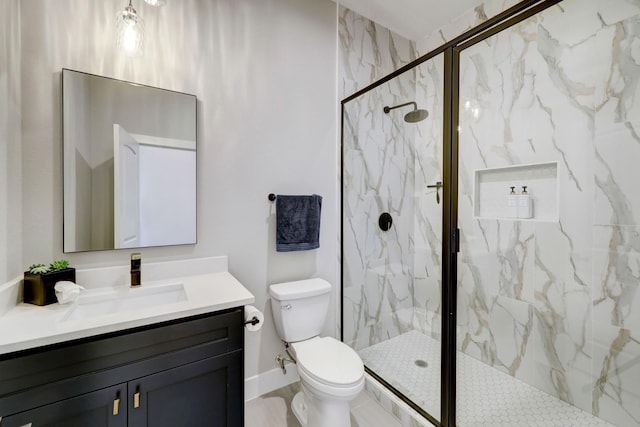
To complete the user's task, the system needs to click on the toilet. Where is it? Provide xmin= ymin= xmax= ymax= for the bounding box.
xmin=269 ymin=278 xmax=365 ymax=427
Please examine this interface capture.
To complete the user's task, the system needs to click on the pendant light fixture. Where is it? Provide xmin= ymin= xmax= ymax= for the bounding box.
xmin=116 ymin=0 xmax=144 ymax=56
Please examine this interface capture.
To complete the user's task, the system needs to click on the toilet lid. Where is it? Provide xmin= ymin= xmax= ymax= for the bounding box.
xmin=291 ymin=337 xmax=364 ymax=386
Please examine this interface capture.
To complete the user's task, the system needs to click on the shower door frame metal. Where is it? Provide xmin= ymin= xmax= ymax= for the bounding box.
xmin=340 ymin=1 xmax=562 ymax=426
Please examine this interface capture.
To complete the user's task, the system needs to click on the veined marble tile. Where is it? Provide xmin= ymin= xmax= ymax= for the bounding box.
xmin=339 ymin=7 xmax=416 ymax=99
xmin=458 ymin=221 xmax=536 ymax=300
xmin=592 ymin=322 xmax=640 ymax=427
xmin=456 ymin=0 xmax=603 ymax=419
xmin=534 ymin=222 xmax=592 ymax=293
xmin=525 ymin=280 xmax=593 ymax=412
xmin=488 ymin=295 xmax=533 ymax=371
xmin=594 ymin=3 xmax=640 ymax=227
xmin=595 ymin=121 xmax=640 ymax=227
xmin=540 ymin=0 xmax=600 ymax=47
xmin=412 ymin=54 xmax=444 ymax=343
xmin=456 ymin=219 xmax=537 ymax=371
xmin=341 ymin=37 xmax=444 ymax=352
xmin=593 ymin=225 xmax=640 ymax=334
xmin=413 ymin=249 xmax=441 ymax=303
xmin=416 ymin=0 xmax=522 ymax=54
xmin=598 ymin=0 xmax=640 ymax=25
xmin=458 ymin=12 xmax=596 ymax=175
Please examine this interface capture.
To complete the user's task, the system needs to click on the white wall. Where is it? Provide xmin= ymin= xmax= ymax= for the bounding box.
xmin=18 ymin=0 xmax=338 ymax=382
xmin=0 ymin=0 xmax=22 ymax=284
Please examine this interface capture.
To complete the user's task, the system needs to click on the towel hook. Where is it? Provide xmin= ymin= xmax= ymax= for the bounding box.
xmin=268 ymin=193 xmax=276 ymax=202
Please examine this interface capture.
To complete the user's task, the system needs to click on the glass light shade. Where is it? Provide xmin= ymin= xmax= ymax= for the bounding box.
xmin=144 ymin=0 xmax=166 ymax=6
xmin=116 ymin=2 xmax=144 ymax=56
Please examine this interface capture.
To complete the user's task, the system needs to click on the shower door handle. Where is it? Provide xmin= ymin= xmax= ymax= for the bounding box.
xmin=427 ymin=181 xmax=442 ymax=204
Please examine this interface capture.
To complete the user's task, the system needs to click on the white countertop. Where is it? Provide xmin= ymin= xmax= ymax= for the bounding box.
xmin=0 ymin=258 xmax=255 ymax=356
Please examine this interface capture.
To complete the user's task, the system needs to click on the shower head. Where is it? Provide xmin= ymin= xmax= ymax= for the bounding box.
xmin=404 ymin=108 xmax=429 ymax=123
xmin=383 ymin=101 xmax=429 ymax=123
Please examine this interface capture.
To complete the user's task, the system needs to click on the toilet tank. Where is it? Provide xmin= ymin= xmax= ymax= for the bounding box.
xmin=269 ymin=278 xmax=331 ymax=343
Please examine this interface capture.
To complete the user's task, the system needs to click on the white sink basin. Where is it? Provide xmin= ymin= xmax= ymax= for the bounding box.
xmin=63 ymin=283 xmax=187 ymax=321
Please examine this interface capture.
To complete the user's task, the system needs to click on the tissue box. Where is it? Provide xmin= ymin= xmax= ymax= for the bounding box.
xmin=23 ymin=268 xmax=76 ymax=306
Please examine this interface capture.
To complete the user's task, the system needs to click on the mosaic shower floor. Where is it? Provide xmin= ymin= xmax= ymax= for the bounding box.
xmin=358 ymin=330 xmax=614 ymax=427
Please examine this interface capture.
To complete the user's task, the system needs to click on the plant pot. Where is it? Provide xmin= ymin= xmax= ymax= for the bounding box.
xmin=23 ymin=268 xmax=76 ymax=306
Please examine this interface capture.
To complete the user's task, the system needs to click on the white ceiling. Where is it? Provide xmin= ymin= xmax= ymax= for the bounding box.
xmin=334 ymin=0 xmax=483 ymax=41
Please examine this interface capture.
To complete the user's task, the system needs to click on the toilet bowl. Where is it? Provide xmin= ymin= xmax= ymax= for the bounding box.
xmin=290 ymin=336 xmax=365 ymax=427
xmin=269 ymin=279 xmax=365 ymax=427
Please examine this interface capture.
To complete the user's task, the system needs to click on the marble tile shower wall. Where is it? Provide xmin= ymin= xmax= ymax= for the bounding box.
xmin=338 ymin=1 xmax=526 ymax=353
xmin=338 ymin=0 xmax=545 ymax=351
xmin=338 ymin=0 xmax=524 ymax=98
xmin=339 ymin=1 xmax=520 ymax=351
xmin=457 ymin=0 xmax=640 ymax=425
xmin=338 ymin=6 xmax=417 ymax=99
xmin=416 ymin=0 xmax=521 ymax=54
xmin=342 ymin=67 xmax=418 ymax=350
xmin=411 ymin=55 xmax=444 ymax=342
xmin=340 ymin=7 xmax=419 ymax=350
xmin=341 ymin=1 xmax=640 ymax=426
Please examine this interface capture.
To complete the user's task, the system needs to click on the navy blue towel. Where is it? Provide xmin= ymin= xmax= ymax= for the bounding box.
xmin=275 ymin=194 xmax=322 ymax=252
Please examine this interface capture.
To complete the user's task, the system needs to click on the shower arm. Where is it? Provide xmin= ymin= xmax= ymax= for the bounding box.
xmin=383 ymin=101 xmax=417 ymax=114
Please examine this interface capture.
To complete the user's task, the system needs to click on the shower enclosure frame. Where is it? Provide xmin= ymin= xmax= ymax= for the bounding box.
xmin=340 ymin=1 xmax=563 ymax=426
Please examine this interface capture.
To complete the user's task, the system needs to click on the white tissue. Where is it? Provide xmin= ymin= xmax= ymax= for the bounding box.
xmin=55 ymin=281 xmax=85 ymax=304
xmin=244 ymin=305 xmax=264 ymax=332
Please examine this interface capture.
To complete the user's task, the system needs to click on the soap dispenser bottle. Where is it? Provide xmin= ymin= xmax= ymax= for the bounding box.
xmin=505 ymin=186 xmax=518 ymax=218
xmin=518 ymin=186 xmax=533 ymax=219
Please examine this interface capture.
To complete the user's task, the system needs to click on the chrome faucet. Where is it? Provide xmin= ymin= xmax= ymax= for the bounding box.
xmin=130 ymin=253 xmax=141 ymax=287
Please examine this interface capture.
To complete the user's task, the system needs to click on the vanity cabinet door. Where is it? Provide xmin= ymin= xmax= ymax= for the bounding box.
xmin=127 ymin=350 xmax=242 ymax=427
xmin=128 ymin=350 xmax=242 ymax=427
xmin=1 ymin=384 xmax=126 ymax=427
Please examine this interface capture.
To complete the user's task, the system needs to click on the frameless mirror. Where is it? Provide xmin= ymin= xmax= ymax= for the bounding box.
xmin=62 ymin=69 xmax=197 ymax=252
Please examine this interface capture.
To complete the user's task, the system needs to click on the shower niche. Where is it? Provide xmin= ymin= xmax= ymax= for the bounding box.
xmin=473 ymin=161 xmax=559 ymax=222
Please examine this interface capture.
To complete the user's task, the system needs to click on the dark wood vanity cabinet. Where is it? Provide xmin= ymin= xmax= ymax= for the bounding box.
xmin=0 ymin=308 xmax=244 ymax=427
xmin=1 ymin=383 xmax=127 ymax=427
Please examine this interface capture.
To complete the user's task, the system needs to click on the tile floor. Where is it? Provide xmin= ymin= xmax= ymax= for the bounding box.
xmin=359 ymin=330 xmax=614 ymax=427
xmin=245 ymin=381 xmax=411 ymax=427
xmin=246 ymin=330 xmax=617 ymax=426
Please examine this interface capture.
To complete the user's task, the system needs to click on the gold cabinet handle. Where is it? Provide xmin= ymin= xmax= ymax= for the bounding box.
xmin=134 ymin=389 xmax=141 ymax=409
xmin=113 ymin=396 xmax=120 ymax=415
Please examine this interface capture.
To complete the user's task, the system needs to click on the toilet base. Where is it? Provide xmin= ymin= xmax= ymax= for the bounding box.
xmin=292 ymin=391 xmax=308 ymax=426
xmin=291 ymin=388 xmax=353 ymax=427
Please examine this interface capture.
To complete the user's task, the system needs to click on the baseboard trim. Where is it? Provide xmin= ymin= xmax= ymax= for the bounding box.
xmin=245 ymin=366 xmax=300 ymax=401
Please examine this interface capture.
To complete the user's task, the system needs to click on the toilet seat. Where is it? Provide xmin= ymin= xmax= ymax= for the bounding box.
xmin=291 ymin=336 xmax=364 ymax=388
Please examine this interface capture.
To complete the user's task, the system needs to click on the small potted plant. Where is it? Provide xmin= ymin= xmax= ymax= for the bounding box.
xmin=23 ymin=260 xmax=76 ymax=306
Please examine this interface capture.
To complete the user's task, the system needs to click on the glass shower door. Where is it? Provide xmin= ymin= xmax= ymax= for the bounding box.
xmin=455 ymin=0 xmax=640 ymax=425
xmin=342 ymin=53 xmax=444 ymax=423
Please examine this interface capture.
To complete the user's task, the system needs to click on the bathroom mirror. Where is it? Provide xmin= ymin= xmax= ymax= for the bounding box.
xmin=62 ymin=69 xmax=197 ymax=252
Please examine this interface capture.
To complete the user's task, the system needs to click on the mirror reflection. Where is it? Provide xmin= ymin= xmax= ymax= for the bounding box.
xmin=62 ymin=69 xmax=197 ymax=252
